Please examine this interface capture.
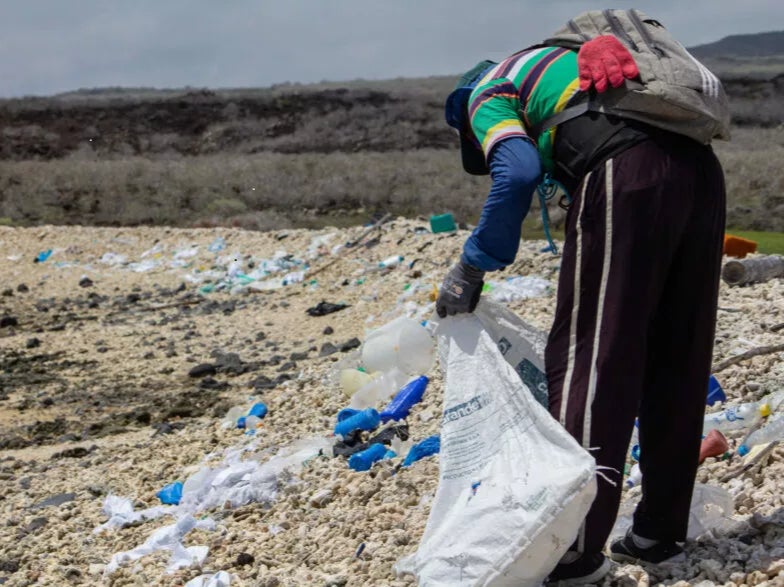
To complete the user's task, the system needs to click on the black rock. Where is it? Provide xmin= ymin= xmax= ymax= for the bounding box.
xmin=40 ymin=397 xmax=54 ymax=407
xmin=143 ymin=352 xmax=155 ymax=360
xmin=30 ymin=492 xmax=76 ymax=510
xmin=96 ymin=346 xmax=109 ymax=353
xmin=151 ymin=421 xmax=186 ymax=437
xmin=25 ymin=517 xmax=48 ymax=533
xmin=16 ymin=284 xmax=29 ymax=293
xmin=255 ymin=331 xmax=267 ymax=341
xmin=339 ymin=338 xmax=361 ymax=352
xmin=0 ymin=560 xmax=19 ymax=573
xmin=250 ymin=375 xmax=276 ymax=392
xmin=1 ymin=289 xmax=12 ymax=297
xmin=235 ymin=552 xmax=255 ymax=566
xmin=25 ymin=338 xmax=41 ymax=349
xmin=323 ymin=326 xmax=334 ymax=335
xmin=126 ymin=293 xmax=141 ymax=304
xmin=78 ymin=277 xmax=94 ymax=288
xmin=277 ymin=361 xmax=296 ymax=372
xmin=0 ymin=316 xmax=18 ymax=328
xmin=212 ymin=351 xmax=248 ymax=375
xmin=188 ymin=363 xmax=217 ymax=378
xmin=319 ymin=342 xmax=339 ymax=357
xmin=52 ymin=447 xmax=90 ymax=459
xmin=275 ymin=374 xmax=292 ymax=385
xmin=290 ymin=351 xmax=309 ymax=361
xmin=200 ymin=377 xmax=229 ymax=391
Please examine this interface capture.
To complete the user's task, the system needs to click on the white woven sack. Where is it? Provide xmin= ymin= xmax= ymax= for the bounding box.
xmin=397 ymin=310 xmax=596 ymax=586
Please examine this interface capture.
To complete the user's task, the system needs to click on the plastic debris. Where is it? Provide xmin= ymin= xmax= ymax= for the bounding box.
xmin=94 ymin=495 xmax=175 ymax=532
xmin=104 ymin=514 xmax=214 ymax=575
xmin=157 ymin=481 xmax=184 ymax=505
xmin=429 ymin=213 xmax=457 ymax=233
xmin=380 ymin=376 xmax=428 ymax=423
xmin=707 ymin=375 xmax=726 ymax=406
xmin=35 ymin=249 xmax=53 ymax=263
xmin=334 ymin=408 xmax=380 ymax=438
xmin=348 ymin=443 xmax=388 ymax=472
xmin=307 ymin=301 xmax=349 ymax=317
xmin=185 ymin=571 xmax=232 ymax=587
xmin=402 ymin=435 xmax=440 ymax=467
xmin=486 ymin=276 xmax=551 ymax=303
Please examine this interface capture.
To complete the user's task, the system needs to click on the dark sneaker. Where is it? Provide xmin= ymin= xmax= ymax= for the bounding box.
xmin=610 ymin=529 xmax=685 ymax=565
xmin=546 ymin=552 xmax=611 ymax=586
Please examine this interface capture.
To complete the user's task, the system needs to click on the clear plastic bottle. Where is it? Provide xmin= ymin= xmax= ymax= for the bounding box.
xmin=703 ymin=400 xmax=771 ymax=435
xmin=738 ymin=413 xmax=784 ymax=456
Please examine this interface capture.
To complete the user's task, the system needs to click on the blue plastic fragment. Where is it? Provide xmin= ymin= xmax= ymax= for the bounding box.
xmin=156 ymin=481 xmax=183 ymax=505
xmin=403 ymin=435 xmax=441 ymax=467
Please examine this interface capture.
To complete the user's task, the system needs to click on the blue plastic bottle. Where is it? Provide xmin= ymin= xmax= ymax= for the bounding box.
xmin=157 ymin=481 xmax=183 ymax=505
xmin=380 ymin=376 xmax=429 ymax=423
xmin=334 ymin=408 xmax=380 ymax=438
xmin=348 ymin=443 xmax=387 ymax=472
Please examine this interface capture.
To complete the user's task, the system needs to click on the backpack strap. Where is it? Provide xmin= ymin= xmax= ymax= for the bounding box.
xmin=527 ymin=100 xmax=592 ymax=143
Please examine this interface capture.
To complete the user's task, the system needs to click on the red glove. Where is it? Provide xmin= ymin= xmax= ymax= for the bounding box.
xmin=577 ymin=35 xmax=639 ymax=93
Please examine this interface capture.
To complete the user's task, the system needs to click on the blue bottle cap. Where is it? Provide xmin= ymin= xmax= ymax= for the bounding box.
xmin=738 ymin=444 xmax=750 ymax=457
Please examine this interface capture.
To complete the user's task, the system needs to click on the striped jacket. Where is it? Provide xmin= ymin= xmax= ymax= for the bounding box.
xmin=468 ymin=46 xmax=580 ymax=172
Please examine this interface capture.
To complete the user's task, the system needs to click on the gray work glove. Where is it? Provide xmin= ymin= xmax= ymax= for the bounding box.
xmin=436 ymin=260 xmax=485 ymax=318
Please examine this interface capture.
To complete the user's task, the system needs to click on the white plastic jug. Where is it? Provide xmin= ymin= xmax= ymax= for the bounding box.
xmin=361 ymin=316 xmax=434 ymax=376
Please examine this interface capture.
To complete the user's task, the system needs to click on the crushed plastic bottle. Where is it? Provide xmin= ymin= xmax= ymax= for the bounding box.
xmin=703 ymin=400 xmax=771 ymax=434
xmin=738 ymin=412 xmax=784 ymax=456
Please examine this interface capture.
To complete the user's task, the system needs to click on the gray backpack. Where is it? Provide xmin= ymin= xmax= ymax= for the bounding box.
xmin=534 ymin=9 xmax=731 ymax=144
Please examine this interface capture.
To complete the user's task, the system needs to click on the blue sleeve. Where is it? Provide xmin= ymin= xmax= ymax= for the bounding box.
xmin=461 ymin=137 xmax=542 ymax=272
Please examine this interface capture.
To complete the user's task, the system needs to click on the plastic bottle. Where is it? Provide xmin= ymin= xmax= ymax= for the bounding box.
xmin=334 ymin=408 xmax=380 ymax=438
xmin=378 ymin=255 xmax=404 ymax=269
xmin=348 ymin=443 xmax=388 ymax=472
xmin=703 ymin=400 xmax=771 ymax=434
xmin=625 ymin=463 xmax=642 ymax=489
xmin=738 ymin=413 xmax=784 ymax=456
xmin=340 ymin=369 xmax=373 ymax=398
xmin=349 ymin=368 xmax=409 ymax=410
xmin=380 ymin=376 xmax=429 ymax=423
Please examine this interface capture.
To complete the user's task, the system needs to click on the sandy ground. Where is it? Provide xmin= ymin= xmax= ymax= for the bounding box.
xmin=0 ymin=220 xmax=783 ymax=587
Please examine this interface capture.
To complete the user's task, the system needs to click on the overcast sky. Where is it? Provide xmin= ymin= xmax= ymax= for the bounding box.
xmin=1 ymin=0 xmax=781 ymax=97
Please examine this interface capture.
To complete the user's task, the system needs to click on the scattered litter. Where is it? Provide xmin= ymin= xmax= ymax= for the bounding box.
xmin=34 ymin=249 xmax=53 ymax=263
xmin=402 ymin=435 xmax=440 ymax=467
xmin=486 ymin=275 xmax=551 ymax=302
xmin=185 ymin=571 xmax=232 ymax=587
xmin=307 ymin=301 xmax=349 ymax=317
xmin=104 ymin=514 xmax=214 ymax=575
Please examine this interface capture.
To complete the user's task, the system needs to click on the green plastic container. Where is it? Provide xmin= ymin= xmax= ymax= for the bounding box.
xmin=430 ymin=213 xmax=457 ymax=233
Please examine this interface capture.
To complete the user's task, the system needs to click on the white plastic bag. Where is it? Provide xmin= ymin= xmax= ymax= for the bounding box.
xmin=396 ymin=309 xmax=596 ymax=586
xmin=474 ymin=300 xmax=549 ymax=408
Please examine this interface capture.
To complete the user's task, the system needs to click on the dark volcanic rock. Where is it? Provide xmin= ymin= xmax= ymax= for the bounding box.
xmin=188 ymin=363 xmax=217 ymax=378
